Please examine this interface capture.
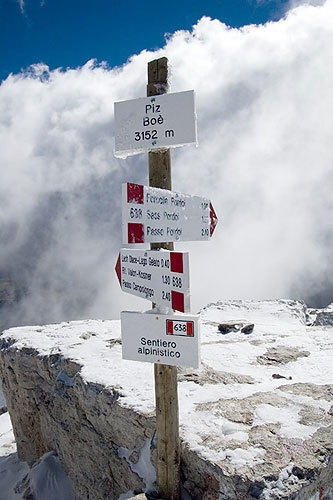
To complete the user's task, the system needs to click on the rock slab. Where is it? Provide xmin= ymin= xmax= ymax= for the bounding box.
xmin=0 ymin=300 xmax=333 ymax=499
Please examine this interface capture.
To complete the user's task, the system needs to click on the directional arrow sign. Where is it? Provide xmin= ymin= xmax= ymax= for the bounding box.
xmin=122 ymin=183 xmax=218 ymax=244
xmin=114 ymin=90 xmax=197 ymax=157
xmin=121 ymin=311 xmax=200 ymax=368
xmin=115 ymin=249 xmax=190 ymax=313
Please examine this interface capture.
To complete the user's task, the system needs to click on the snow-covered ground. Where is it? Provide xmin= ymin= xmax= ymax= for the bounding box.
xmin=0 ymin=409 xmax=74 ymax=500
xmin=0 ymin=299 xmax=332 ymax=499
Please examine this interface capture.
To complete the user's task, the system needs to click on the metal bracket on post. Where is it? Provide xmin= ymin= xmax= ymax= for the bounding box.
xmin=147 ymin=57 xmax=180 ymax=500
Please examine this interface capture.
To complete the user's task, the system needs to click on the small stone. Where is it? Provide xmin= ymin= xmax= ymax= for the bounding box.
xmin=218 ymin=322 xmax=242 ymax=334
xmin=241 ymin=323 xmax=254 ymax=334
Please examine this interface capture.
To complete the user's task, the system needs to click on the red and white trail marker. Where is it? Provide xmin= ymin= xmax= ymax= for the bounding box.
xmin=121 ymin=310 xmax=200 ymax=368
xmin=166 ymin=319 xmax=194 ymax=337
xmin=122 ymin=182 xmax=218 ymax=244
xmin=115 ymin=248 xmax=190 ymax=313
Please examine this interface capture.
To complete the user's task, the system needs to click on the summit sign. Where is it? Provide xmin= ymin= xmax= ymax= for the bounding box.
xmin=114 ymin=90 xmax=197 ymax=157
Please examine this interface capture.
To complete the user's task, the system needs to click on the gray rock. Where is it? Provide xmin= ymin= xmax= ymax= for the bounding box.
xmin=1 ymin=300 xmax=332 ymax=500
xmin=217 ymin=320 xmax=254 ymax=334
xmin=313 ymin=311 xmax=333 ymax=326
xmin=177 ymin=363 xmax=255 ymax=386
xmin=257 ymin=346 xmax=310 ymax=365
xmin=0 ymin=346 xmax=154 ymax=500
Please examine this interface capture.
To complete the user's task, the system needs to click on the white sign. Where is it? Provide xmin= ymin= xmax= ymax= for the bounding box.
xmin=114 ymin=90 xmax=197 ymax=157
xmin=122 ymin=183 xmax=218 ymax=244
xmin=121 ymin=311 xmax=200 ymax=368
xmin=115 ymin=249 xmax=190 ymax=313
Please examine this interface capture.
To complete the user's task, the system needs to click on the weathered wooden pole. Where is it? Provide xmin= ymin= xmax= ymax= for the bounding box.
xmin=147 ymin=57 xmax=180 ymax=500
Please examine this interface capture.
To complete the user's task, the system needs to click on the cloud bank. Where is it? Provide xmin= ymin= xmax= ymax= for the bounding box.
xmin=1 ymin=0 xmax=332 ymax=327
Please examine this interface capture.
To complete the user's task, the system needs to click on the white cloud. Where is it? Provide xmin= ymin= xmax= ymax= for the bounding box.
xmin=18 ymin=0 xmax=25 ymax=14
xmin=16 ymin=0 xmax=47 ymax=14
xmin=1 ymin=0 xmax=333 ymax=327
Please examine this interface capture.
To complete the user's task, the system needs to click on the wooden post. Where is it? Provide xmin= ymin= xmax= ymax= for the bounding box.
xmin=147 ymin=57 xmax=180 ymax=500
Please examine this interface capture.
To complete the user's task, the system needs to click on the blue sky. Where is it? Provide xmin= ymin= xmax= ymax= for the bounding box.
xmin=0 ymin=0 xmax=290 ymax=82
xmin=1 ymin=0 xmax=332 ymax=324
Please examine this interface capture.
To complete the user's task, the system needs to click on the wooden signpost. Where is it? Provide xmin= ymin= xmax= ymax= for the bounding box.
xmin=114 ymin=57 xmax=217 ymax=499
xmin=148 ymin=57 xmax=180 ymax=500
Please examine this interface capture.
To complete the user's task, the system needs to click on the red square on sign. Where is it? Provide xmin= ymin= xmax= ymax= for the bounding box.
xmin=170 ymin=252 xmax=183 ymax=273
xmin=127 ymin=183 xmax=144 ymax=204
xmin=187 ymin=322 xmax=194 ymax=336
xmin=166 ymin=320 xmax=174 ymax=334
xmin=171 ymin=291 xmax=185 ymax=313
xmin=128 ymin=223 xmax=144 ymax=243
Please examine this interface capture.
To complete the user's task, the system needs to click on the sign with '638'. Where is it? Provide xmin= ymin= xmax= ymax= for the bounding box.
xmin=115 ymin=248 xmax=190 ymax=313
xmin=122 ymin=183 xmax=218 ymax=244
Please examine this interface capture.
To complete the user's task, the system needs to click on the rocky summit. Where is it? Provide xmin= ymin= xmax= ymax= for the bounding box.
xmin=0 ymin=299 xmax=332 ymax=499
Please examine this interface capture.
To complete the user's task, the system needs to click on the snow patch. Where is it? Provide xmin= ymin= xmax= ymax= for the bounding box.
xmin=117 ymin=437 xmax=156 ymax=493
xmin=253 ymin=404 xmax=319 ymax=439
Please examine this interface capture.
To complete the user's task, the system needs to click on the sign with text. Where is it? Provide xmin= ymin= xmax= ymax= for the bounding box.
xmin=122 ymin=183 xmax=218 ymax=244
xmin=115 ymin=249 xmax=190 ymax=312
xmin=121 ymin=311 xmax=200 ymax=368
xmin=114 ymin=90 xmax=197 ymax=157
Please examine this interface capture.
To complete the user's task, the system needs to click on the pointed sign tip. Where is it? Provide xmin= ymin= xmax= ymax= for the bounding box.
xmin=210 ymin=202 xmax=218 ymax=237
xmin=115 ymin=254 xmax=121 ymax=285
